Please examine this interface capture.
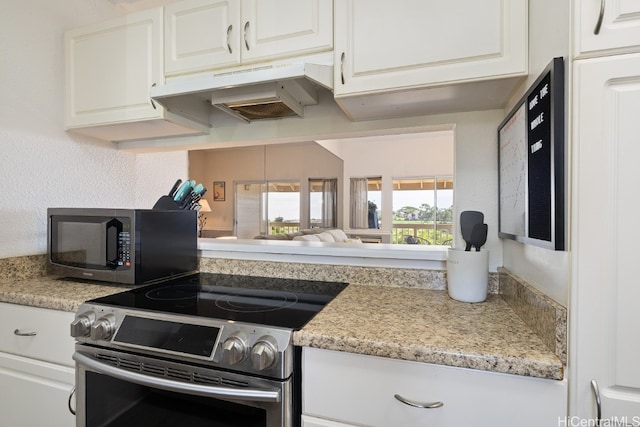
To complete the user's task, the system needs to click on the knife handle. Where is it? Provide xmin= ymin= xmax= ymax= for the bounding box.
xmin=168 ymin=179 xmax=182 ymax=197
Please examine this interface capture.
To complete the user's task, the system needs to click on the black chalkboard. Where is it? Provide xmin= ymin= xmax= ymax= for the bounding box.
xmin=498 ymin=57 xmax=565 ymax=250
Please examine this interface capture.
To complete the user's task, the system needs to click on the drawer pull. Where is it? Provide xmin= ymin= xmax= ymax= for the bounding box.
xmin=14 ymin=329 xmax=37 ymax=336
xmin=394 ymin=394 xmax=444 ymax=409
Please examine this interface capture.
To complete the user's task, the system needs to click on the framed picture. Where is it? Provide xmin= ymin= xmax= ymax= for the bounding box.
xmin=213 ymin=181 xmax=225 ymax=201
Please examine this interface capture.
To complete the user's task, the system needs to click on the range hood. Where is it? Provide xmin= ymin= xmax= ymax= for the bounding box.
xmin=150 ymin=62 xmax=333 ymax=125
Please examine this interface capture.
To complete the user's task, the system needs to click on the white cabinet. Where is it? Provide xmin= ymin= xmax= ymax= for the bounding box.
xmin=575 ymin=0 xmax=640 ymax=57
xmin=64 ymin=8 xmax=208 ymax=142
xmin=0 ymin=303 xmax=76 ymax=427
xmin=164 ymin=0 xmax=241 ymax=74
xmin=570 ymin=53 xmax=640 ymax=422
xmin=0 ymin=353 xmax=75 ymax=427
xmin=164 ymin=0 xmax=333 ymax=76
xmin=303 ymin=348 xmax=567 ymax=427
xmin=302 ymin=415 xmax=353 ymax=427
xmin=333 ymin=0 xmax=527 ymax=97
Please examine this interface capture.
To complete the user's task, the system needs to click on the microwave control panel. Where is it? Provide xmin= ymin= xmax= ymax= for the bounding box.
xmin=117 ymin=232 xmax=131 ymax=268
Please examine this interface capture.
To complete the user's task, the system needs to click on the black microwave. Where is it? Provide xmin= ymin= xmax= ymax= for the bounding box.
xmin=47 ymin=208 xmax=197 ymax=284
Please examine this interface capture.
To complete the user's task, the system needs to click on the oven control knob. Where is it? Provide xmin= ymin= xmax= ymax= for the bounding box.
xmin=251 ymin=336 xmax=278 ymax=371
xmin=70 ymin=311 xmax=96 ymax=338
xmin=90 ymin=314 xmax=116 ymax=341
xmin=221 ymin=335 xmax=247 ymax=365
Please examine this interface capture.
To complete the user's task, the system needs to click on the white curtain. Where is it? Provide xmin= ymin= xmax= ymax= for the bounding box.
xmin=350 ymin=178 xmax=368 ymax=229
xmin=321 ymin=179 xmax=337 ymax=228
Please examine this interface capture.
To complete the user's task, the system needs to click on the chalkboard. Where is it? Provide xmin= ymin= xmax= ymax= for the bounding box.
xmin=498 ymin=57 xmax=565 ymax=250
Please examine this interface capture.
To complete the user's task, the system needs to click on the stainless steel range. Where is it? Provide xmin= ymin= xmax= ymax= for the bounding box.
xmin=70 ymin=273 xmax=346 ymax=427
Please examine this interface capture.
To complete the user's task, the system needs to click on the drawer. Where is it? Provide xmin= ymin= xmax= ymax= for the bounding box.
xmin=0 ymin=302 xmax=75 ymax=367
xmin=302 ymin=348 xmax=567 ymax=427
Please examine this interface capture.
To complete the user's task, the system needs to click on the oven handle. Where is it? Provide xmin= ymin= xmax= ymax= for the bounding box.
xmin=73 ymin=352 xmax=281 ymax=403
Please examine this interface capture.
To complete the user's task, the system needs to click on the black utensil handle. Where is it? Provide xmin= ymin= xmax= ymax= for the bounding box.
xmin=168 ymin=179 xmax=182 ymax=197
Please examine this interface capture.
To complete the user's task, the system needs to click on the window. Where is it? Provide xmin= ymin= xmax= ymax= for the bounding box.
xmin=350 ymin=177 xmax=382 ymax=229
xmin=234 ymin=181 xmax=300 ymax=238
xmin=392 ymin=177 xmax=454 ymax=245
xmin=309 ymin=178 xmax=338 ymax=228
xmin=266 ymin=181 xmax=300 ymax=235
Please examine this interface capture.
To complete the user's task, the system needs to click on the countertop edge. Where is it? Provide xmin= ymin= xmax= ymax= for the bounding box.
xmin=293 ymin=332 xmax=564 ymax=381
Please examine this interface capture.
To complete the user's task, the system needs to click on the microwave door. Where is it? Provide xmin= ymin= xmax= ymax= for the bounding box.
xmin=51 ymin=215 xmax=123 ymax=270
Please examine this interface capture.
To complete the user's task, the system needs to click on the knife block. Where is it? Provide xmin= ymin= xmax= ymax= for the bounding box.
xmin=152 ymin=195 xmax=183 ymax=210
xmin=446 ymin=248 xmax=489 ymax=303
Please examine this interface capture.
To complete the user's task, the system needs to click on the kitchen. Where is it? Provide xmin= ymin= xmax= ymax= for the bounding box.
xmin=1 ymin=0 xmax=639 ymax=426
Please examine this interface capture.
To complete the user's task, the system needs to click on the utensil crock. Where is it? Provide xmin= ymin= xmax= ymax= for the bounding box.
xmin=446 ymin=248 xmax=489 ymax=303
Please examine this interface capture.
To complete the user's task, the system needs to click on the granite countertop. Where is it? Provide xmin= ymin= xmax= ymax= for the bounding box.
xmin=293 ymin=284 xmax=564 ymax=380
xmin=0 ymin=275 xmax=563 ymax=381
xmin=0 ymin=276 xmax=137 ymax=312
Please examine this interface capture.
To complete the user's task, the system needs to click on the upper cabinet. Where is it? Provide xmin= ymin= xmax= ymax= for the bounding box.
xmin=164 ymin=0 xmax=333 ymax=77
xmin=575 ymin=0 xmax=640 ymax=58
xmin=64 ymin=8 xmax=209 ymax=142
xmin=334 ymin=0 xmax=528 ymax=98
xmin=332 ymin=0 xmax=528 ymax=120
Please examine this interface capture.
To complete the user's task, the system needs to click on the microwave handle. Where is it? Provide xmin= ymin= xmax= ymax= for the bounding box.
xmin=73 ymin=352 xmax=281 ymax=403
xmin=105 ymin=219 xmax=122 ymax=269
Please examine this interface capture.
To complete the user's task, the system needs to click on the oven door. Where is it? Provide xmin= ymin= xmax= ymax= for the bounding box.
xmin=73 ymin=346 xmax=290 ymax=427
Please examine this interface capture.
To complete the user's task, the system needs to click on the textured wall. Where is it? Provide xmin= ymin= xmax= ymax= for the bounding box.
xmin=0 ymin=1 xmax=188 ymax=258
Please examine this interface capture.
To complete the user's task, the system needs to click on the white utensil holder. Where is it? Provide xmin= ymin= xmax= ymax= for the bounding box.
xmin=446 ymin=248 xmax=489 ymax=303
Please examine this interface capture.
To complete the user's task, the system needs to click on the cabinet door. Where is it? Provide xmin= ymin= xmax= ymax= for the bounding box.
xmin=65 ymin=8 xmax=163 ymax=128
xmin=575 ymin=0 xmax=640 ymax=57
xmin=165 ymin=0 xmax=241 ymax=75
xmin=241 ymin=0 xmax=333 ymax=64
xmin=0 ymin=352 xmax=75 ymax=427
xmin=334 ymin=0 xmax=527 ymax=96
xmin=571 ymin=54 xmax=640 ymax=421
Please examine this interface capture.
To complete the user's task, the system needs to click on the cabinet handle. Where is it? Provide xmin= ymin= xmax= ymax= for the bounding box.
xmin=594 ymin=0 xmax=605 ymax=35
xmin=590 ymin=379 xmax=602 ymax=426
xmin=243 ymin=21 xmax=250 ymax=51
xmin=13 ymin=329 xmax=36 ymax=336
xmin=150 ymin=83 xmax=157 ymax=110
xmin=68 ymin=386 xmax=76 ymax=416
xmin=340 ymin=52 xmax=345 ymax=85
xmin=394 ymin=394 xmax=444 ymax=409
xmin=227 ymin=24 xmax=233 ymax=54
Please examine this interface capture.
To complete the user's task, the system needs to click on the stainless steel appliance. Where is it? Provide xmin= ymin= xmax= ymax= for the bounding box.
xmin=70 ymin=273 xmax=347 ymax=427
xmin=48 ymin=208 xmax=197 ymax=284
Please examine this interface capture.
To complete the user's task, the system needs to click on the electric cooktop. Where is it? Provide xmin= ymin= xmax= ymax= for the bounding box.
xmin=89 ymin=273 xmax=348 ymax=330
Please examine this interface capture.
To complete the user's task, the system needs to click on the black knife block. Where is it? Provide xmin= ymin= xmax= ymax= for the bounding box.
xmin=152 ymin=196 xmax=184 ymax=210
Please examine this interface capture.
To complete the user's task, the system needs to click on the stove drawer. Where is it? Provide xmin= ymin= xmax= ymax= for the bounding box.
xmin=0 ymin=302 xmax=75 ymax=367
xmin=302 ymin=347 xmax=566 ymax=427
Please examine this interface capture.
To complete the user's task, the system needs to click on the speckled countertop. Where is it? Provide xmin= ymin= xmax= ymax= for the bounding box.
xmin=0 ymin=276 xmax=137 ymax=312
xmin=0 ymin=274 xmax=563 ymax=381
xmin=293 ymin=284 xmax=564 ymax=380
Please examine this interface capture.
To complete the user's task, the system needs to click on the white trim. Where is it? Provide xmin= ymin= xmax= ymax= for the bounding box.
xmin=198 ymin=238 xmax=447 ymax=270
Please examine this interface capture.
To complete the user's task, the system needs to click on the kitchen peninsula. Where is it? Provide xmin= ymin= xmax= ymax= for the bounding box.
xmin=0 ymin=255 xmax=564 ymax=379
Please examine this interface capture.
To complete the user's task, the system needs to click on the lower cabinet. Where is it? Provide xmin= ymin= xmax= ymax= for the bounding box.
xmin=0 ymin=353 xmax=75 ymax=427
xmin=302 ymin=347 xmax=567 ymax=427
xmin=0 ymin=302 xmax=76 ymax=427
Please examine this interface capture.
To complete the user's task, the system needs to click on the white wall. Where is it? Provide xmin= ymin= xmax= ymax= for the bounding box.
xmin=501 ymin=0 xmax=571 ymax=306
xmin=0 ymin=0 xmax=187 ymax=258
